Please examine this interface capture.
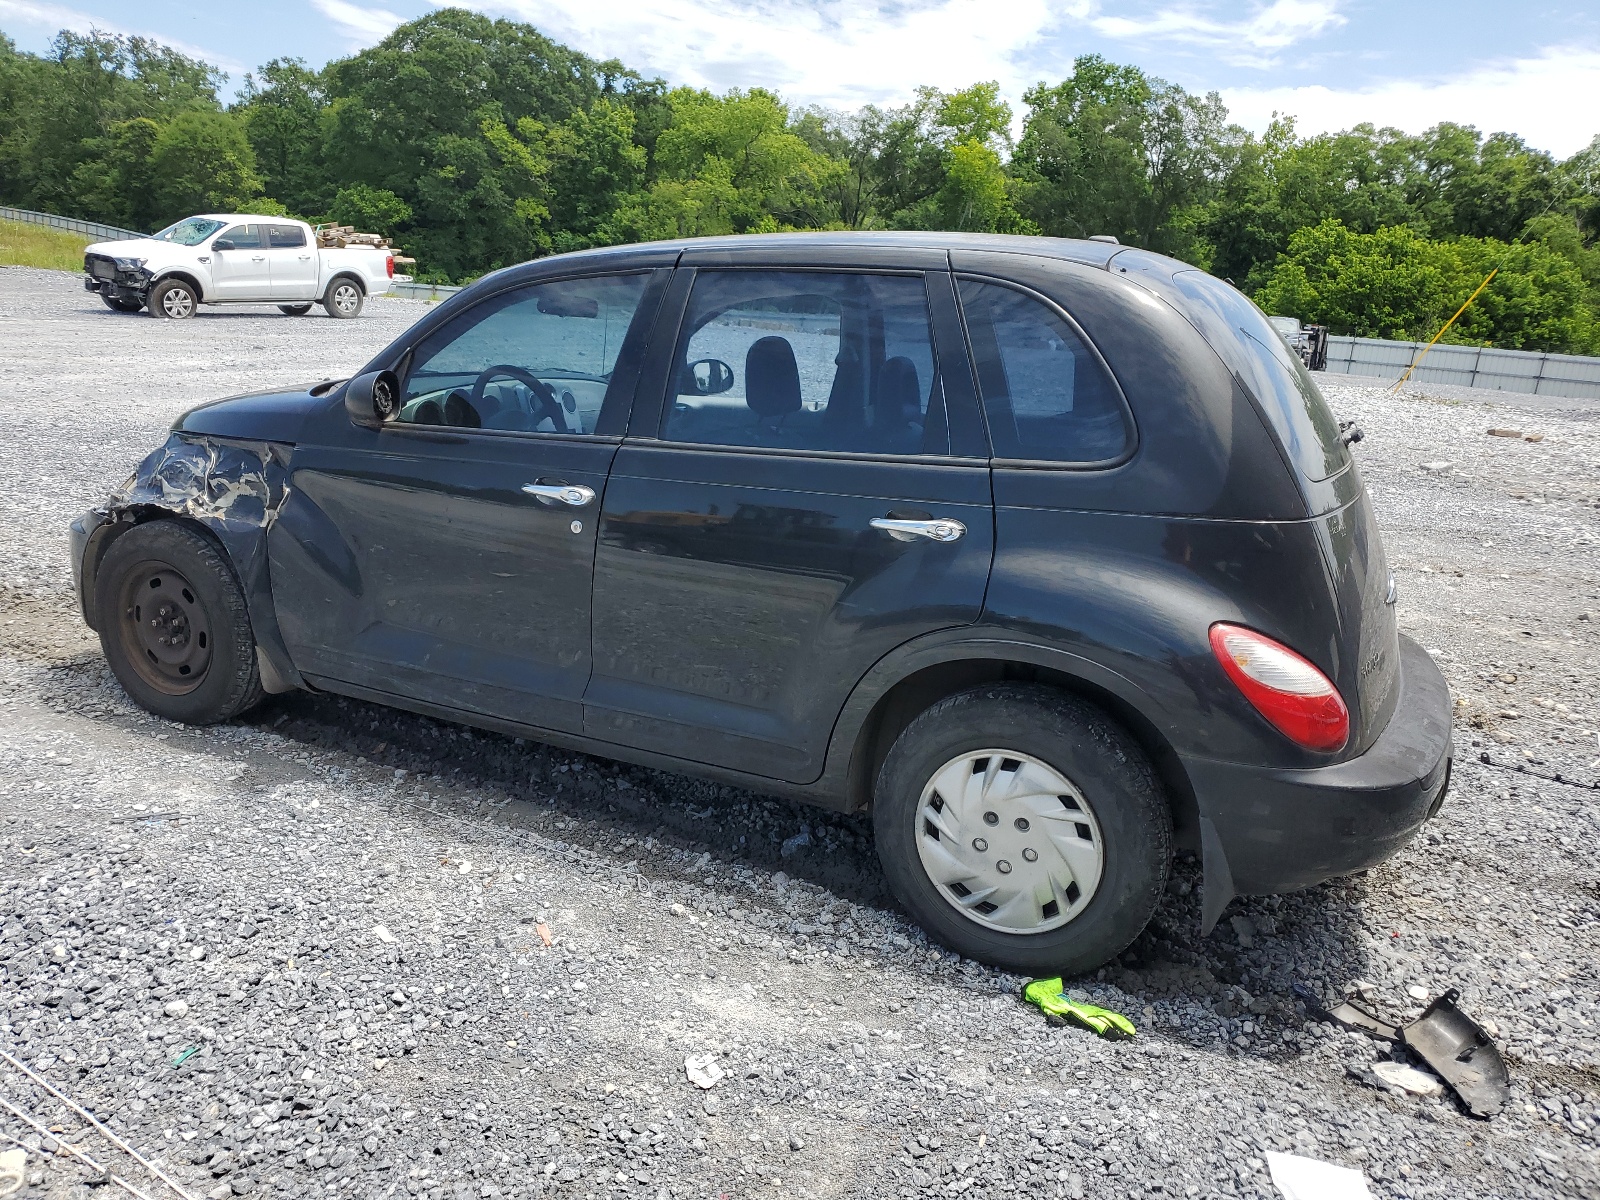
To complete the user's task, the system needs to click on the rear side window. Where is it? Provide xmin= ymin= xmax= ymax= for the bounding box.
xmin=267 ymin=224 xmax=306 ymax=248
xmin=958 ymin=278 xmax=1131 ymax=464
xmin=1169 ymin=271 xmax=1346 ymax=481
xmin=663 ymin=270 xmax=952 ymax=456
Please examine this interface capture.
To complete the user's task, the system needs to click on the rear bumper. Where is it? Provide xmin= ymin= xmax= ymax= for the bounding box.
xmin=1183 ymin=632 xmax=1452 ymax=900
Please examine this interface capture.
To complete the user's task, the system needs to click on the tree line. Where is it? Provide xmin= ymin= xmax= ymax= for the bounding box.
xmin=2 ymin=10 xmax=1598 ymax=352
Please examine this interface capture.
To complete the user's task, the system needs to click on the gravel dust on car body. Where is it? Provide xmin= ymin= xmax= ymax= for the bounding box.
xmin=1 ymin=266 xmax=1598 ymax=1199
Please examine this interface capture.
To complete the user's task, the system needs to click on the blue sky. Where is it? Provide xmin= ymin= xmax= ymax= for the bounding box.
xmin=3 ymin=0 xmax=1598 ymax=156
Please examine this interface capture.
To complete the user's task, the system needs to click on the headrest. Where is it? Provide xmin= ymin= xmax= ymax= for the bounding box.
xmin=745 ymin=336 xmax=802 ymax=419
xmin=876 ymin=356 xmax=920 ymax=424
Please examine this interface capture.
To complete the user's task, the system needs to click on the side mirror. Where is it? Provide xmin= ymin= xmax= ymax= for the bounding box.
xmin=682 ymin=358 xmax=735 ymax=396
xmin=344 ymin=369 xmax=401 ymax=429
xmin=212 ymin=239 xmax=235 ymax=252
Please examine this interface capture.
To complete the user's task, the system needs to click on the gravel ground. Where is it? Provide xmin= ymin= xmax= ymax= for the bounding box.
xmin=1 ymin=265 xmax=1598 ymax=1200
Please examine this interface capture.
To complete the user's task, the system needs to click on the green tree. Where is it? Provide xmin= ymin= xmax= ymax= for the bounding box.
xmin=69 ymin=116 xmax=160 ymax=228
xmin=330 ymin=183 xmax=412 ymax=235
xmin=1256 ymin=219 xmax=1599 ymax=353
xmin=148 ymin=110 xmax=264 ymax=218
xmin=236 ymin=58 xmax=329 ymax=217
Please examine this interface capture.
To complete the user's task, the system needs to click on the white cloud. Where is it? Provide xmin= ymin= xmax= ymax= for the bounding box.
xmin=472 ymin=0 xmax=1354 ymax=113
xmin=0 ymin=0 xmax=244 ymax=72
xmin=1091 ymin=0 xmax=1345 ymax=63
xmin=487 ymin=0 xmax=1071 ymax=111
xmin=310 ymin=0 xmax=406 ymax=45
xmin=1221 ymin=45 xmax=1600 ymax=159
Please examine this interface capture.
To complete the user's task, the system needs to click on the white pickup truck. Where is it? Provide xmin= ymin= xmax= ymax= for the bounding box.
xmin=83 ymin=213 xmax=394 ymax=320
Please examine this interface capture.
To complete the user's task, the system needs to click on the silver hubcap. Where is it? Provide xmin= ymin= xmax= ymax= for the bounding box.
xmin=161 ymin=288 xmax=194 ymax=318
xmin=915 ymin=749 xmax=1104 ymax=934
xmin=334 ymin=285 xmax=359 ymax=312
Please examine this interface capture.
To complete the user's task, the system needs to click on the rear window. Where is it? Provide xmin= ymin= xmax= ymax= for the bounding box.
xmin=1170 ymin=271 xmax=1346 ymax=481
xmin=267 ymin=224 xmax=306 ymax=248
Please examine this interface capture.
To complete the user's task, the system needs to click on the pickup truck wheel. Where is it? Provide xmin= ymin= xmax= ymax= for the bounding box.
xmin=872 ymin=685 xmax=1170 ymax=976
xmin=278 ymin=303 xmax=313 ymax=316
xmin=95 ymin=522 xmax=264 ymax=724
xmin=149 ymin=278 xmax=197 ymax=319
xmin=323 ymin=278 xmax=364 ymax=319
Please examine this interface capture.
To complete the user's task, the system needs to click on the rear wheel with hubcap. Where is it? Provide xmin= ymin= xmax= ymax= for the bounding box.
xmin=873 ymin=685 xmax=1171 ymax=975
xmin=95 ymin=522 xmax=263 ymax=724
xmin=322 ymin=278 xmax=363 ymax=319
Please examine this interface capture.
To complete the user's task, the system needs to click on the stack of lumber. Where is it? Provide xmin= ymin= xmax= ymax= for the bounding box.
xmin=313 ymin=223 xmax=395 ymax=250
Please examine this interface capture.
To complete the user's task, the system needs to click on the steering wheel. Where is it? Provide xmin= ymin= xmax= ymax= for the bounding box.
xmin=470 ymin=364 xmax=569 ymax=433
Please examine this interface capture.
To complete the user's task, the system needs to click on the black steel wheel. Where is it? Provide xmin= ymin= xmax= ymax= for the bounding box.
xmin=95 ymin=522 xmax=263 ymax=723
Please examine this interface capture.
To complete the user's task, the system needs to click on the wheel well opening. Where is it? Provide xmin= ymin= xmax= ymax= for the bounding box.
xmin=85 ymin=510 xmax=236 ymax=627
xmin=329 ymin=273 xmax=365 ymax=296
xmin=155 ymin=272 xmax=205 ymax=302
xmin=849 ymin=659 xmax=1199 ymax=853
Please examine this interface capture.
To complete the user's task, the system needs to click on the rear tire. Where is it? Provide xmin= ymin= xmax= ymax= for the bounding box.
xmin=322 ymin=277 xmax=363 ymax=319
xmin=148 ymin=278 xmax=198 ymax=319
xmin=872 ymin=685 xmax=1171 ymax=976
xmin=279 ymin=303 xmax=313 ymax=316
xmin=95 ymin=522 xmax=263 ymax=724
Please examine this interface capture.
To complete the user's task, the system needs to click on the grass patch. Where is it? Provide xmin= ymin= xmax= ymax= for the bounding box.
xmin=0 ymin=217 xmax=93 ymax=271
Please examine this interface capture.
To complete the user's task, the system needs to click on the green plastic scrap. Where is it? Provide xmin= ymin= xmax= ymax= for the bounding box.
xmin=172 ymin=1045 xmax=199 ymax=1067
xmin=1023 ymin=978 xmax=1136 ymax=1040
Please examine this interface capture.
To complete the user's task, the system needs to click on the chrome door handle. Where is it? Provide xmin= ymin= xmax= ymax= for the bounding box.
xmin=522 ymin=483 xmax=596 ymax=507
xmin=871 ymin=517 xmax=966 ymax=543
xmin=298 ymin=254 xmax=312 ymax=260
xmin=251 ymin=255 xmax=266 ymax=261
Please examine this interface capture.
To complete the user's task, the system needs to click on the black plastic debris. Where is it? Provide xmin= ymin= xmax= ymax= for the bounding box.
xmin=1399 ymin=990 xmax=1511 ymax=1119
xmin=1314 ymin=985 xmax=1511 ymax=1119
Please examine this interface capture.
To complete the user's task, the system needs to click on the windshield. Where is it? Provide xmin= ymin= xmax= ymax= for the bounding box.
xmin=152 ymin=217 xmax=226 ymax=247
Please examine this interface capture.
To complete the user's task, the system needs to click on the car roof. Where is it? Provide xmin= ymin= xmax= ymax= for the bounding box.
xmin=199 ymin=214 xmax=306 ymax=224
xmin=526 ymin=230 xmax=1191 ymax=276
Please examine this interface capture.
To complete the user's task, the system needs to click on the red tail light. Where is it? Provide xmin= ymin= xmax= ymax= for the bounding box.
xmin=1209 ymin=623 xmax=1349 ymax=752
xmin=386 ymin=254 xmax=395 ymax=279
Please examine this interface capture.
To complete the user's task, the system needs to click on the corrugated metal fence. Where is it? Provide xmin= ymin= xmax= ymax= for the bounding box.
xmin=1323 ymin=335 xmax=1600 ymax=400
xmin=0 ymin=204 xmax=144 ymax=242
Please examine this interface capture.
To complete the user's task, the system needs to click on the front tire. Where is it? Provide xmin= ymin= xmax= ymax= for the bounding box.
xmin=322 ymin=278 xmax=363 ymax=319
xmin=873 ymin=685 xmax=1171 ymax=976
xmin=149 ymin=278 xmax=198 ymax=319
xmin=94 ymin=522 xmax=263 ymax=724
xmin=279 ymin=303 xmax=313 ymax=316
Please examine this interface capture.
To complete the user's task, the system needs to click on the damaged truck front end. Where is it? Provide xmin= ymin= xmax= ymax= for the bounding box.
xmin=83 ymin=251 xmax=155 ymax=309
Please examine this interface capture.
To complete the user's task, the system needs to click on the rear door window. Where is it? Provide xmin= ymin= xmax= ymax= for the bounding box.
xmin=662 ymin=270 xmax=953 ymax=456
xmin=266 ymin=224 xmax=306 ymax=248
xmin=958 ymin=278 xmax=1132 ymax=464
xmin=1169 ymin=270 xmax=1347 ymax=481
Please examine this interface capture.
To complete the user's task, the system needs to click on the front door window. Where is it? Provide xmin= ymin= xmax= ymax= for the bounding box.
xmin=397 ymin=275 xmax=650 ymax=434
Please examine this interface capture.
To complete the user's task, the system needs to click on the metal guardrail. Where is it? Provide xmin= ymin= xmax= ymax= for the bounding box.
xmin=0 ymin=204 xmax=144 ymax=242
xmin=1323 ymin=335 xmax=1600 ymax=400
xmin=386 ymin=280 xmax=464 ymax=301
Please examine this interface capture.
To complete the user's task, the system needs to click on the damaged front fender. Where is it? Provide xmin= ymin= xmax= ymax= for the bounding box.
xmin=73 ymin=433 xmax=302 ymax=693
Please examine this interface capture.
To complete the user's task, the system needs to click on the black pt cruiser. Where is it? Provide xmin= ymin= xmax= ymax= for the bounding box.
xmin=70 ymin=232 xmax=1453 ymax=974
